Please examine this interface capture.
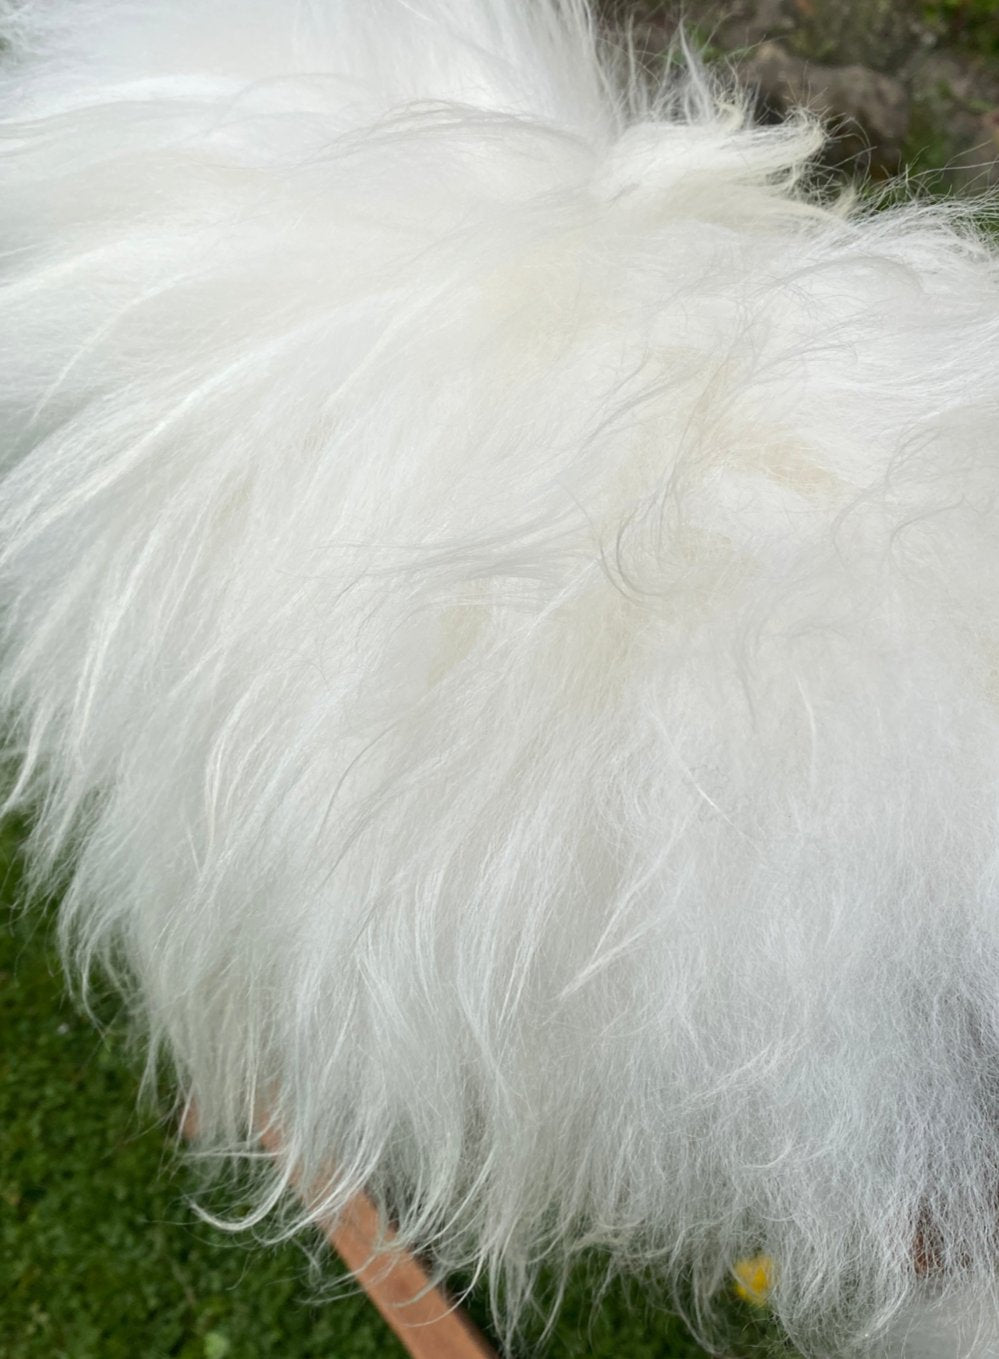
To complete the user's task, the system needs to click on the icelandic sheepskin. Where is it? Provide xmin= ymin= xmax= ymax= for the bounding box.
xmin=2 ymin=1 xmax=999 ymax=1354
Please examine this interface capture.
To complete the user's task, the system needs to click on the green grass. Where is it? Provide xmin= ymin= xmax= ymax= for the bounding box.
xmin=923 ymin=0 xmax=999 ymax=60
xmin=1 ymin=820 xmax=788 ymax=1359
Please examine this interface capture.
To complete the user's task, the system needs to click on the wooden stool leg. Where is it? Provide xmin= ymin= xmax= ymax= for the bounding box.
xmin=322 ymin=1187 xmax=497 ymax=1359
xmin=181 ymin=1107 xmax=497 ymax=1359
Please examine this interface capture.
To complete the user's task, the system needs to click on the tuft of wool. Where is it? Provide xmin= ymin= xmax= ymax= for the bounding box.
xmin=2 ymin=2 xmax=999 ymax=1354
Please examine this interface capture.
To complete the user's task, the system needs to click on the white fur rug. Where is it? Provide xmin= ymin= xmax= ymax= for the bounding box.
xmin=2 ymin=3 xmax=999 ymax=1354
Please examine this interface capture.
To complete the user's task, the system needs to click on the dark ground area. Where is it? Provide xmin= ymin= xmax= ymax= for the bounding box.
xmin=605 ymin=0 xmax=999 ymax=191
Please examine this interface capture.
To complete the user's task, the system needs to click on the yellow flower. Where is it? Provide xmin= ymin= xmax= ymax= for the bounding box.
xmin=732 ymin=1253 xmax=774 ymax=1307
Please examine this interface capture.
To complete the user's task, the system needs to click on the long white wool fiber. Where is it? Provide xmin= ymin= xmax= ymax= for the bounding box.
xmin=2 ymin=2 xmax=999 ymax=1354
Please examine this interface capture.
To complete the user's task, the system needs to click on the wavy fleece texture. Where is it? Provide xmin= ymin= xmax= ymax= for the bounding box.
xmin=2 ymin=2 xmax=999 ymax=1354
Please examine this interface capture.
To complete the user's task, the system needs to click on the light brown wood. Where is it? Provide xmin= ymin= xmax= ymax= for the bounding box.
xmin=322 ymin=1187 xmax=497 ymax=1359
xmin=180 ymin=1110 xmax=497 ymax=1359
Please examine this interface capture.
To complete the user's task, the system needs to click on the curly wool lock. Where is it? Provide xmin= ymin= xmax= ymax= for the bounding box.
xmin=2 ymin=2 xmax=999 ymax=1355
